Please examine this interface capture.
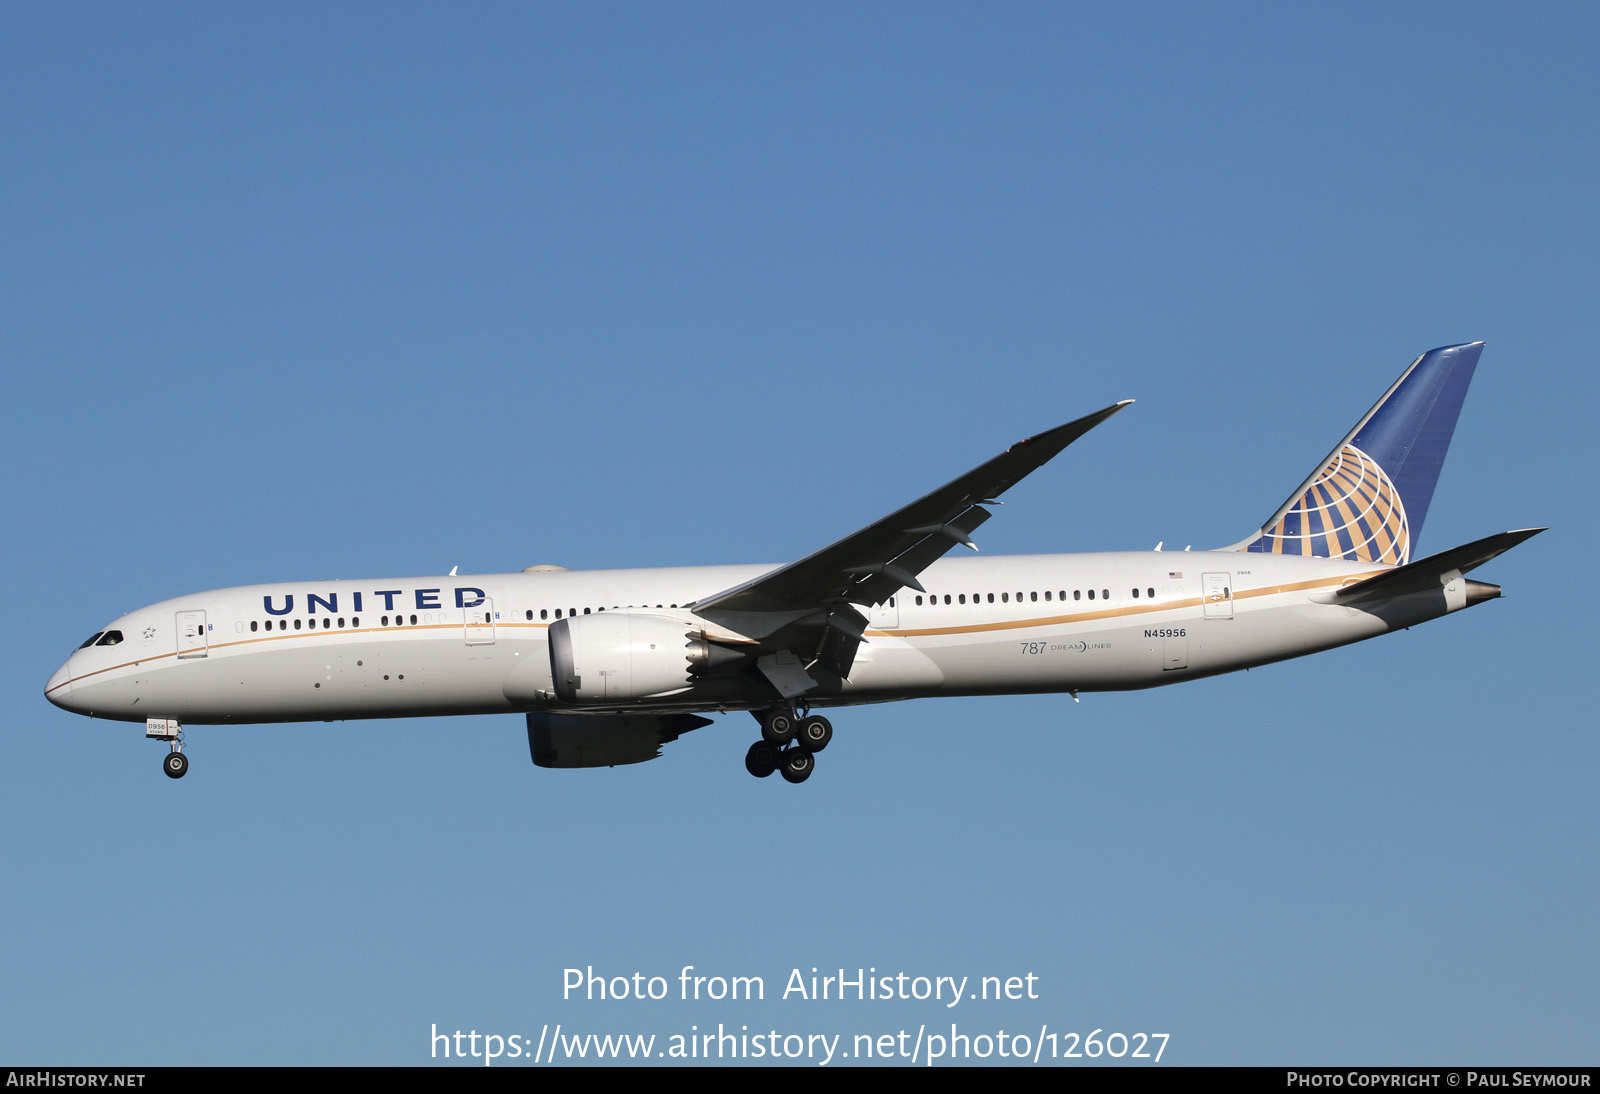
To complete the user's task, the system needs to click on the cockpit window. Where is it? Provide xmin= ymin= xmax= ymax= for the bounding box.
xmin=95 ymin=630 xmax=124 ymax=646
xmin=78 ymin=632 xmax=104 ymax=649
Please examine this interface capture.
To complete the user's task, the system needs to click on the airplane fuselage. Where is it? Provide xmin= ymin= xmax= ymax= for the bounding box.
xmin=46 ymin=548 xmax=1467 ymax=726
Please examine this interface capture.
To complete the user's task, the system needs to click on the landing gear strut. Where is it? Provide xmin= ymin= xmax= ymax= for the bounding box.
xmin=747 ymin=708 xmax=830 ymax=784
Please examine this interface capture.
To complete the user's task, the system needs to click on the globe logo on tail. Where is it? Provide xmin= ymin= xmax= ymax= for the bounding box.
xmin=1250 ymin=443 xmax=1410 ymax=565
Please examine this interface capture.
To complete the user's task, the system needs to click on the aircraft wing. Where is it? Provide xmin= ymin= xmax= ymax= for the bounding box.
xmin=692 ymin=400 xmax=1133 ymax=620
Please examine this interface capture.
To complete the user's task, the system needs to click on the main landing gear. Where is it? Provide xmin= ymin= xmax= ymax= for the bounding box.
xmin=146 ymin=718 xmax=188 ymax=780
xmin=744 ymin=707 xmax=831 ymax=784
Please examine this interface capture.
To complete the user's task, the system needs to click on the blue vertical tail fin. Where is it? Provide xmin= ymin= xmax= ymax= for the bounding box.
xmin=1229 ymin=342 xmax=1484 ymax=566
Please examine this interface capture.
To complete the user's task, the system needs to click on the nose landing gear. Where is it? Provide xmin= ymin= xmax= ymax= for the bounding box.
xmin=747 ymin=708 xmax=831 ymax=784
xmin=146 ymin=718 xmax=188 ymax=780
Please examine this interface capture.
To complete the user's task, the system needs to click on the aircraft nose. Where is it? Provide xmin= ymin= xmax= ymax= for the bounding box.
xmin=45 ymin=660 xmax=78 ymax=711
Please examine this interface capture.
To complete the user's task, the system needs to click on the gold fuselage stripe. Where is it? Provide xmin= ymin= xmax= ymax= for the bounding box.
xmin=50 ymin=568 xmax=1382 ymax=693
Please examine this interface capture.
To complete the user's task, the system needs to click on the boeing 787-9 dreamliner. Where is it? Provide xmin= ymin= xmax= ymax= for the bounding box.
xmin=47 ymin=343 xmax=1541 ymax=785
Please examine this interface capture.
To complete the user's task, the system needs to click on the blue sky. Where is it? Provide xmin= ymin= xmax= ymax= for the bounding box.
xmin=2 ymin=3 xmax=1594 ymax=1065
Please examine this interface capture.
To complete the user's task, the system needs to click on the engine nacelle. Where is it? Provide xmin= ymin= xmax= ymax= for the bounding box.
xmin=527 ymin=712 xmax=713 ymax=768
xmin=548 ymin=612 xmax=696 ymax=704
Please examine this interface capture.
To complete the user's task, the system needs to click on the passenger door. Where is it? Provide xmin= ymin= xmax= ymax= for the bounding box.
xmin=176 ymin=610 xmax=208 ymax=658
xmin=1202 ymin=573 xmax=1234 ymax=620
xmin=464 ymin=600 xmax=496 ymax=646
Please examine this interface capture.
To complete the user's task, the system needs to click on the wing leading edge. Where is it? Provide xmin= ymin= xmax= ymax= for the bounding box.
xmin=692 ymin=400 xmax=1133 ymax=625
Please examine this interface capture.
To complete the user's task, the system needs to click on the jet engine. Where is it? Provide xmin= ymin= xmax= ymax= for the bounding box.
xmin=548 ymin=612 xmax=701 ymax=704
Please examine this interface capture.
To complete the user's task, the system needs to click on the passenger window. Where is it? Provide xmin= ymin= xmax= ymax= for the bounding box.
xmin=1102 ymin=589 xmax=1110 ymax=600
xmin=541 ymin=609 xmax=549 ymax=620
xmin=1002 ymin=592 xmax=1009 ymax=603
xmin=250 ymin=621 xmax=258 ymax=632
xmin=1148 ymin=588 xmax=1155 ymax=598
xmin=409 ymin=614 xmax=417 ymax=625
xmin=1030 ymin=591 xmax=1038 ymax=602
xmin=959 ymin=594 xmax=966 ymax=604
xmin=1132 ymin=588 xmax=1139 ymax=598
xmin=294 ymin=619 xmax=303 ymax=630
xmin=1087 ymin=590 xmax=1095 ymax=600
xmin=1044 ymin=591 xmax=1052 ymax=601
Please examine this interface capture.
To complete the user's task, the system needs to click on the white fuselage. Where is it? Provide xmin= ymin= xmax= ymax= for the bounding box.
xmin=46 ymin=549 xmax=1465 ymax=726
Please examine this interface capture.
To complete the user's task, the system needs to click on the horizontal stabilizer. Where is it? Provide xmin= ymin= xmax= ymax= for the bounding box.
xmin=1332 ymin=528 xmax=1545 ymax=604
